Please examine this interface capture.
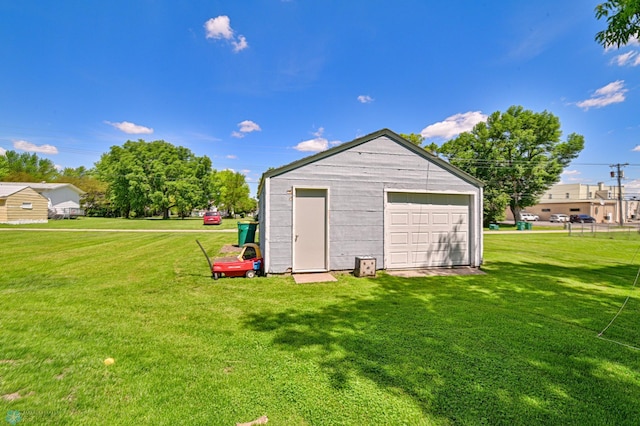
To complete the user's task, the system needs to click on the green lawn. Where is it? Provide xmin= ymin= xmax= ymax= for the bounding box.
xmin=1 ymin=226 xmax=640 ymax=425
xmin=0 ymin=216 xmax=248 ymax=231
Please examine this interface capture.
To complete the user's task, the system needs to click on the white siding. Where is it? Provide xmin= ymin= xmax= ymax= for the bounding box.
xmin=40 ymin=186 xmax=81 ymax=210
xmin=263 ymin=134 xmax=483 ymax=273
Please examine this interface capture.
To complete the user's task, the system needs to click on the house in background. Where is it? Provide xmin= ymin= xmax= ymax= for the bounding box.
xmin=0 ymin=185 xmax=49 ymax=224
xmin=506 ymin=182 xmax=639 ymax=223
xmin=0 ymin=182 xmax=85 ymax=219
xmin=258 ymin=128 xmax=484 ymax=275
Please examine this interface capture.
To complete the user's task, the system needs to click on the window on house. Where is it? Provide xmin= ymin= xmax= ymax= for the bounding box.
xmin=548 ymin=194 xmax=553 ymax=199
xmin=588 ymin=192 xmax=593 ymax=199
xmin=565 ymin=193 xmax=570 ymax=199
xmin=570 ymin=208 xmax=580 ymax=212
xmin=21 ymin=202 xmax=33 ymax=209
xmin=542 ymin=208 xmax=551 ymax=212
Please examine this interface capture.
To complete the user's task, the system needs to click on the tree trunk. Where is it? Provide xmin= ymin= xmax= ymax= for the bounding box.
xmin=510 ymin=206 xmax=521 ymax=224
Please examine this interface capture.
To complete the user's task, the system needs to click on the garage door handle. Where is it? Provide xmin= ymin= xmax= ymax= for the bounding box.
xmin=295 ymin=234 xmax=299 ymax=241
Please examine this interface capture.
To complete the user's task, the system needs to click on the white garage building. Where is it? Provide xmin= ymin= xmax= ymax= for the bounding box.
xmin=257 ymin=129 xmax=484 ymax=275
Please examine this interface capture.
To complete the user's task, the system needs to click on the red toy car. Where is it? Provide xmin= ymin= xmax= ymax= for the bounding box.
xmin=197 ymin=241 xmax=263 ymax=280
xmin=203 ymin=211 xmax=222 ymax=225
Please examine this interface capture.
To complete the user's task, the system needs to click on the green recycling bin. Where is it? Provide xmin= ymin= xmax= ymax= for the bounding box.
xmin=516 ymin=221 xmax=525 ymax=231
xmin=524 ymin=222 xmax=532 ymax=230
xmin=489 ymin=224 xmax=499 ymax=230
xmin=237 ymin=221 xmax=258 ymax=246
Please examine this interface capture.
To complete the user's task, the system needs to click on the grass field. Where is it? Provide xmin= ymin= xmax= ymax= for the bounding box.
xmin=1 ymin=224 xmax=640 ymax=425
xmin=0 ymin=216 xmax=245 ymax=231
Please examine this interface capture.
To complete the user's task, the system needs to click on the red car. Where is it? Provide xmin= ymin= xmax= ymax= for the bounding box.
xmin=203 ymin=211 xmax=222 ymax=225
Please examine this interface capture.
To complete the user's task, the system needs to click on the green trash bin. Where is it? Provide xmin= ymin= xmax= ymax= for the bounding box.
xmin=489 ymin=224 xmax=499 ymax=230
xmin=524 ymin=222 xmax=532 ymax=230
xmin=516 ymin=221 xmax=525 ymax=231
xmin=237 ymin=221 xmax=258 ymax=246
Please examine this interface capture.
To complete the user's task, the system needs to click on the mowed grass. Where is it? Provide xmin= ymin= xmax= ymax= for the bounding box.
xmin=0 ymin=216 xmax=245 ymax=231
xmin=1 ymin=228 xmax=640 ymax=425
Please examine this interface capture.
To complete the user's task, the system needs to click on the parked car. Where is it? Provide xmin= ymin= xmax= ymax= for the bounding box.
xmin=569 ymin=214 xmax=596 ymax=223
xmin=203 ymin=211 xmax=222 ymax=225
xmin=549 ymin=213 xmax=569 ymax=223
xmin=519 ymin=212 xmax=539 ymax=221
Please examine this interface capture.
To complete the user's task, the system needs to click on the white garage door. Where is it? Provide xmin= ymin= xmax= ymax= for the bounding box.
xmin=385 ymin=192 xmax=470 ymax=269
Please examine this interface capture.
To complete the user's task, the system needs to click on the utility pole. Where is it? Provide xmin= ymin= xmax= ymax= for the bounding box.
xmin=610 ymin=163 xmax=628 ymax=225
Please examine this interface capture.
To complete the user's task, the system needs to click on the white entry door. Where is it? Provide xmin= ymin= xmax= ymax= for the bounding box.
xmin=385 ymin=192 xmax=470 ymax=269
xmin=293 ymin=188 xmax=328 ymax=272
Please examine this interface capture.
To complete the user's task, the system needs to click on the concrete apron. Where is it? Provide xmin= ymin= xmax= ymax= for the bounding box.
xmin=292 ymin=272 xmax=338 ymax=284
xmin=385 ymin=267 xmax=486 ymax=278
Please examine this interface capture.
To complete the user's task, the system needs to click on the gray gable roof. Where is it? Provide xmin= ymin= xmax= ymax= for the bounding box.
xmin=0 ymin=184 xmax=30 ymax=198
xmin=0 ymin=182 xmax=85 ymax=194
xmin=258 ymin=128 xmax=483 ymax=194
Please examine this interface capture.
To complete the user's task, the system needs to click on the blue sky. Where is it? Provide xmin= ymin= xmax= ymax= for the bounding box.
xmin=1 ymin=1 xmax=639 ymax=196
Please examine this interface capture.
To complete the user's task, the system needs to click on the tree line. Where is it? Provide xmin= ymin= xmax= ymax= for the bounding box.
xmin=0 ymin=140 xmax=256 ymax=219
xmin=0 ymin=107 xmax=586 ymax=225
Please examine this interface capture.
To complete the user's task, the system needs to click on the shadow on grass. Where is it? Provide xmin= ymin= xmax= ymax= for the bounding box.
xmin=243 ymin=261 xmax=640 ymax=424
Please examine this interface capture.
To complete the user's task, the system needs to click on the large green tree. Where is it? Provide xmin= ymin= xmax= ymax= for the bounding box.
xmin=595 ymin=0 xmax=640 ymax=48
xmin=211 ymin=169 xmax=255 ymax=217
xmin=95 ymin=140 xmax=212 ymax=219
xmin=0 ymin=150 xmax=59 ymax=182
xmin=438 ymin=106 xmax=584 ymax=225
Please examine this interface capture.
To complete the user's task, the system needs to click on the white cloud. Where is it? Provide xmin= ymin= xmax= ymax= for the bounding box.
xmin=226 ymin=154 xmax=237 ymax=159
xmin=559 ymin=169 xmax=581 ymax=183
xmin=204 ymin=16 xmax=233 ymax=39
xmin=605 ymin=35 xmax=640 ymax=51
xmin=204 ymin=15 xmax=248 ymax=52
xmin=357 ymin=95 xmax=374 ymax=104
xmin=232 ymin=120 xmax=261 ymax=138
xmin=623 ymin=179 xmax=640 ymax=195
xmin=294 ymin=127 xmax=340 ymax=152
xmin=576 ymin=80 xmax=627 ymax=110
xmin=105 ymin=120 xmax=154 ymax=134
xmin=13 ymin=140 xmax=59 ymax=154
xmin=295 ymin=138 xmax=329 ymax=152
xmin=633 ymin=145 xmax=640 ymax=152
xmin=420 ymin=111 xmax=487 ymax=139
xmin=232 ymin=35 xmax=248 ymax=52
xmin=238 ymin=120 xmax=261 ymax=133
xmin=611 ymin=51 xmax=640 ymax=66
xmin=0 ymin=147 xmax=6 ymax=155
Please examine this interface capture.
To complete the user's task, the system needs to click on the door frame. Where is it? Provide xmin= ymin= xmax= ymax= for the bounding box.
xmin=292 ymin=186 xmax=329 ymax=272
xmin=383 ymin=189 xmax=479 ymax=269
